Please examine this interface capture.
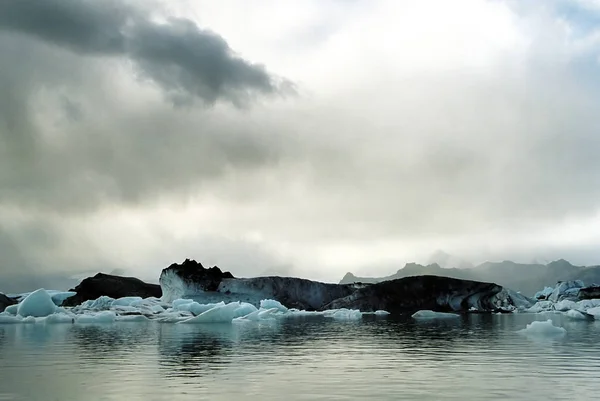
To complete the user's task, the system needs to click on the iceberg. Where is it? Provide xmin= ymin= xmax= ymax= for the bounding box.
xmin=534 ymin=286 xmax=554 ymax=300
xmin=566 ymin=310 xmax=588 ymax=320
xmin=260 ymin=299 xmax=288 ymax=313
xmin=17 ymin=289 xmax=57 ymax=318
xmin=179 ymin=302 xmax=244 ymax=324
xmin=76 ymin=311 xmax=117 ymax=324
xmin=412 ymin=310 xmax=461 ymax=320
xmin=331 ymin=309 xmax=362 ymax=320
xmin=554 ymin=300 xmax=577 ymax=312
xmin=4 ymin=304 xmax=19 ymax=315
xmin=584 ymin=306 xmax=600 ymax=319
xmin=548 ymin=280 xmax=584 ymax=302
xmin=43 ymin=313 xmax=76 ymax=324
xmin=518 ymin=320 xmax=566 ymax=337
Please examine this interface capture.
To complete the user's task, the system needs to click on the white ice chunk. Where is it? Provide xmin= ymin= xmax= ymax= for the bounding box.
xmin=566 ymin=310 xmax=588 ymax=320
xmin=17 ymin=289 xmax=57 ymax=318
xmin=4 ymin=304 xmax=18 ymax=315
xmin=585 ymin=306 xmax=600 ymax=319
xmin=80 ymin=296 xmax=115 ymax=310
xmin=50 ymin=292 xmax=77 ymax=306
xmin=76 ymin=311 xmax=116 ymax=324
xmin=0 ymin=315 xmax=22 ymax=324
xmin=518 ymin=319 xmax=566 ymax=337
xmin=156 ymin=312 xmax=190 ymax=323
xmin=150 ymin=304 xmax=165 ymax=313
xmin=331 ymin=308 xmax=362 ymax=320
xmin=549 ymin=280 xmax=584 ymax=302
xmin=554 ymin=300 xmax=576 ymax=312
xmin=260 ymin=299 xmax=288 ymax=313
xmin=574 ymin=299 xmax=600 ymax=311
xmin=44 ymin=313 xmax=75 ymax=324
xmin=257 ymin=307 xmax=280 ymax=319
xmin=412 ymin=310 xmax=460 ymax=320
xmin=374 ymin=310 xmax=391 ymax=315
xmin=171 ymin=298 xmax=194 ymax=309
xmin=179 ymin=302 xmax=241 ymax=324
xmin=111 ymin=297 xmax=143 ymax=307
xmin=526 ymin=301 xmax=554 ymax=313
xmin=234 ymin=302 xmax=258 ymax=318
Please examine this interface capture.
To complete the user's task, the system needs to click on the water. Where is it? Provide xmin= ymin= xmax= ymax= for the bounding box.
xmin=1 ymin=313 xmax=600 ymax=401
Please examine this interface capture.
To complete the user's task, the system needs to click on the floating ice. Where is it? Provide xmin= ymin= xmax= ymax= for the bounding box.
xmin=526 ymin=301 xmax=555 ymax=313
xmin=260 ymin=299 xmax=288 ymax=313
xmin=17 ymin=289 xmax=57 ymax=318
xmin=116 ymin=314 xmax=150 ymax=322
xmin=79 ymin=296 xmax=115 ymax=310
xmin=566 ymin=310 xmax=588 ymax=320
xmin=76 ymin=311 xmax=116 ymax=324
xmin=43 ymin=313 xmax=75 ymax=324
xmin=554 ymin=300 xmax=576 ymax=312
xmin=179 ymin=302 xmax=242 ymax=324
xmin=330 ymin=309 xmax=362 ymax=320
xmin=0 ymin=315 xmax=22 ymax=324
xmin=362 ymin=310 xmax=391 ymax=316
xmin=585 ymin=306 xmax=600 ymax=319
xmin=549 ymin=280 xmax=584 ymax=302
xmin=4 ymin=304 xmax=18 ymax=315
xmin=518 ymin=319 xmax=566 ymax=337
xmin=111 ymin=297 xmax=143 ymax=307
xmin=412 ymin=310 xmax=460 ymax=320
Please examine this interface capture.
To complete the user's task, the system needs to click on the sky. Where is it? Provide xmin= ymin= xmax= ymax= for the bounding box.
xmin=2 ymin=0 xmax=600 ymax=289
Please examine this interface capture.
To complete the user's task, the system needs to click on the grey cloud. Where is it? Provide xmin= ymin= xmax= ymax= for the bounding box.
xmin=0 ymin=0 xmax=283 ymax=104
xmin=0 ymin=16 xmax=291 ymax=213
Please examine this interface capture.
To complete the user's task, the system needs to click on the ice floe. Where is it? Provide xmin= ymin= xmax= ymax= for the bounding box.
xmin=411 ymin=310 xmax=461 ymax=320
xmin=518 ymin=319 xmax=566 ymax=337
xmin=17 ymin=289 xmax=57 ymax=318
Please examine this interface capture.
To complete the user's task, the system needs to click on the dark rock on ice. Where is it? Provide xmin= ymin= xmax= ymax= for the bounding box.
xmin=160 ymin=259 xmax=234 ymax=293
xmin=0 ymin=292 xmax=18 ymax=312
xmin=62 ymin=273 xmax=162 ymax=307
xmin=578 ymin=285 xmax=600 ymax=300
xmin=323 ymin=275 xmax=531 ymax=313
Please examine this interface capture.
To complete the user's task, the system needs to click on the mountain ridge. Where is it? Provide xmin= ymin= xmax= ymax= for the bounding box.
xmin=340 ymin=259 xmax=600 ymax=296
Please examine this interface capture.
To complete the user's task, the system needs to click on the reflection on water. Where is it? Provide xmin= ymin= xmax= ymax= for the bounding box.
xmin=1 ymin=314 xmax=600 ymax=401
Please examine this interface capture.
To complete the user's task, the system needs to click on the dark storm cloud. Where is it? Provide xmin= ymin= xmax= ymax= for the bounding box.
xmin=0 ymin=0 xmax=292 ymax=213
xmin=0 ymin=0 xmax=283 ymax=104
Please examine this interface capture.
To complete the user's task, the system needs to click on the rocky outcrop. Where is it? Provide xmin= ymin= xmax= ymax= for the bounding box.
xmin=62 ymin=273 xmax=161 ymax=307
xmin=324 ymin=275 xmax=532 ymax=313
xmin=0 ymin=293 xmax=17 ymax=312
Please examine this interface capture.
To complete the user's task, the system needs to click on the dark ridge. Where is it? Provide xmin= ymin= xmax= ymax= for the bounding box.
xmin=62 ymin=273 xmax=161 ymax=307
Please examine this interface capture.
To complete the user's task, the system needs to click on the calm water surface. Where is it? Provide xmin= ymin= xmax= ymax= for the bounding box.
xmin=1 ymin=313 xmax=599 ymax=400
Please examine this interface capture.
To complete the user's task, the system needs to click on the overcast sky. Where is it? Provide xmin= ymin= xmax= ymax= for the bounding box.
xmin=1 ymin=0 xmax=600 ymax=288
